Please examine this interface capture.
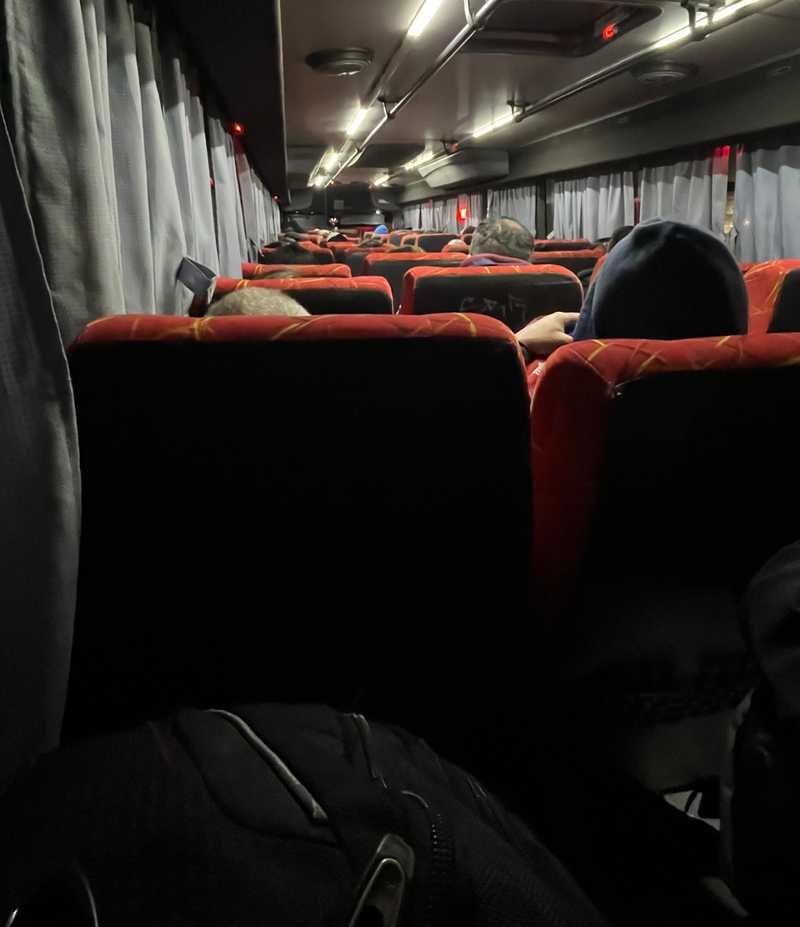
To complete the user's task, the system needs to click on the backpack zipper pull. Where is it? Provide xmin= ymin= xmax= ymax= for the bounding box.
xmin=348 ymin=834 xmax=415 ymax=927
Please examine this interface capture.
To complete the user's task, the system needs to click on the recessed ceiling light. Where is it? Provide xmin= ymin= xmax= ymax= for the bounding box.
xmin=305 ymin=48 xmax=374 ymax=77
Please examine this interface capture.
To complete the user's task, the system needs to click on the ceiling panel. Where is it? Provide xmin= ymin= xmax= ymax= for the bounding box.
xmin=280 ymin=0 xmax=800 ymax=188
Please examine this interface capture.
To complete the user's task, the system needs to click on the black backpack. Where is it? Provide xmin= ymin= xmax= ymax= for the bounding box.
xmin=0 ymin=703 xmax=607 ymax=927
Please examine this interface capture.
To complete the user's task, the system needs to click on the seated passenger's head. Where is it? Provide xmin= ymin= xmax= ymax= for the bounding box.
xmin=386 ymin=244 xmax=423 ymax=253
xmin=208 ymin=289 xmax=310 ymax=318
xmin=588 ymin=219 xmax=748 ymax=340
xmin=443 ymin=239 xmax=469 ymax=254
xmin=462 ymin=225 xmax=476 ymax=235
xmin=374 ymin=224 xmax=389 ymax=235
xmin=251 ymin=268 xmax=301 ymax=280
xmin=361 ymin=237 xmax=385 ymax=249
xmin=260 ymin=242 xmax=321 ymax=265
xmin=470 ymin=217 xmax=534 ymax=260
xmin=608 ymin=225 xmax=634 ymax=252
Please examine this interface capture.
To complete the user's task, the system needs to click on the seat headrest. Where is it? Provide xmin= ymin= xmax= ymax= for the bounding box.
xmin=401 ymin=264 xmax=582 ymax=328
xmin=240 ymin=263 xmax=351 ymax=279
xmin=745 ymin=261 xmax=800 ymax=334
xmin=210 ymin=276 xmax=394 ymax=315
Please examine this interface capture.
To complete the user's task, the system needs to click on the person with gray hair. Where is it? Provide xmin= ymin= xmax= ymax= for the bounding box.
xmin=463 ymin=217 xmax=535 ymax=267
xmin=207 ymin=288 xmax=310 ymax=318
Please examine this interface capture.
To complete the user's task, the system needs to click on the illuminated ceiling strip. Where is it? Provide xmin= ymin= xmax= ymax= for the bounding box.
xmin=408 ymin=0 xmax=444 ymax=38
xmin=472 ymin=111 xmax=514 ymax=139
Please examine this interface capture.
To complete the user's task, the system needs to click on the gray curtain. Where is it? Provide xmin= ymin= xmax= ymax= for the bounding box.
xmin=735 ymin=140 xmax=800 ymax=262
xmin=640 ymin=149 xmax=728 ymax=238
xmin=487 ymin=184 xmax=537 ymax=236
xmin=235 ymin=138 xmax=261 ymax=261
xmin=5 ymin=0 xmax=125 ymax=343
xmin=5 ymin=0 xmax=210 ymax=337
xmin=134 ymin=10 xmax=188 ymax=313
xmin=159 ymin=33 xmax=219 ymax=273
xmin=208 ymin=111 xmax=248 ymax=276
xmin=402 ymin=204 xmax=420 ymax=230
xmin=0 ymin=101 xmax=80 ymax=789
xmin=468 ymin=192 xmax=484 ymax=226
xmin=550 ymin=172 xmax=633 ymax=240
xmin=419 ymin=201 xmax=435 ymax=230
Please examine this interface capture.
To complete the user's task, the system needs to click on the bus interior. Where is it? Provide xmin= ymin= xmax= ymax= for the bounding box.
xmin=1 ymin=0 xmax=800 ymax=923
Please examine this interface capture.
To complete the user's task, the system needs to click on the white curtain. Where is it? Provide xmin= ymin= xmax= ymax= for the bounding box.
xmin=419 ymin=201 xmax=435 ymax=230
xmin=134 ymin=11 xmax=188 ymax=313
xmin=0 ymin=100 xmax=80 ymax=788
xmin=235 ymin=137 xmax=263 ymax=261
xmin=207 ymin=111 xmax=247 ymax=276
xmin=551 ymin=172 xmax=634 ymax=240
xmin=487 ymin=184 xmax=537 ymax=235
xmin=468 ymin=192 xmax=484 ymax=225
xmin=243 ymin=162 xmax=281 ymax=251
xmin=402 ymin=204 xmax=421 ymax=229
xmin=433 ymin=197 xmax=458 ymax=233
xmin=159 ymin=36 xmax=219 ymax=273
xmin=5 ymin=0 xmax=125 ymax=342
xmin=5 ymin=0 xmax=280 ymax=335
xmin=640 ymin=148 xmax=728 ymax=238
xmin=734 ymin=140 xmax=800 ymax=262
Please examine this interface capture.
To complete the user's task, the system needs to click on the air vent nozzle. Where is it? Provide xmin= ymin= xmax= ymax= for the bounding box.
xmin=306 ymin=48 xmax=373 ymax=77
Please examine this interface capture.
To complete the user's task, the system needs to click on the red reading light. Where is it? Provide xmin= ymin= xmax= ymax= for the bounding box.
xmin=230 ymin=122 xmax=246 ymax=137
xmin=458 ymin=206 xmax=469 ymax=222
xmin=602 ymin=23 xmax=618 ymax=41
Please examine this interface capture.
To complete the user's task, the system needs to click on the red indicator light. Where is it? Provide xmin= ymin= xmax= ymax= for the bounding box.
xmin=602 ymin=23 xmax=618 ymax=41
xmin=230 ymin=122 xmax=246 ymax=137
xmin=458 ymin=206 xmax=469 ymax=221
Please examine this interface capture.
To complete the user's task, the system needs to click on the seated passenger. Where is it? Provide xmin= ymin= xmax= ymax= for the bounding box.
xmin=572 ymin=219 xmax=748 ymax=341
xmin=516 ymin=312 xmax=579 ymax=362
xmin=462 ymin=217 xmax=535 ymax=267
xmin=208 ymin=289 xmax=309 ymax=317
xmin=443 ymin=239 xmax=469 ymax=254
xmin=260 ymin=242 xmax=323 ymax=265
xmin=251 ymin=268 xmax=301 ymax=280
xmin=386 ymin=244 xmax=423 ymax=253
xmin=462 ymin=225 xmax=476 ymax=235
xmin=374 ymin=224 xmax=389 ymax=235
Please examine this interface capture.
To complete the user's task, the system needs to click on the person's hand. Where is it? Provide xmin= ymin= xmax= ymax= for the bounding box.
xmin=516 ymin=312 xmax=580 ymax=359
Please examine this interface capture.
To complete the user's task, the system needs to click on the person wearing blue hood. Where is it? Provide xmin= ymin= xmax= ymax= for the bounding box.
xmin=571 ymin=218 xmax=749 ymax=342
xmin=374 ymin=223 xmax=389 ymax=235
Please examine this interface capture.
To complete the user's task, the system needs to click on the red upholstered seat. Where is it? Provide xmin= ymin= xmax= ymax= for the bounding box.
xmin=531 ymin=333 xmax=800 ymax=720
xmin=345 ymin=249 xmax=388 ymax=276
xmin=534 ymin=239 xmax=592 ymax=253
xmin=260 ymin=241 xmax=335 ymax=263
xmin=531 ymin=248 xmax=605 ymax=275
xmin=744 ymin=260 xmax=800 ymax=334
xmin=327 ymin=241 xmax=360 ymax=256
xmin=240 ymin=263 xmax=351 ymax=279
xmin=401 ymin=264 xmax=582 ymax=329
xmin=65 ymin=314 xmax=532 ymax=740
xmin=210 ymin=276 xmax=394 ymax=314
xmin=418 ymin=232 xmax=460 ymax=252
xmin=363 ymin=251 xmax=464 ymax=309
